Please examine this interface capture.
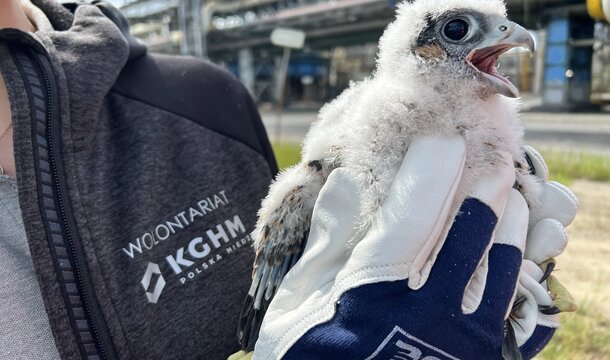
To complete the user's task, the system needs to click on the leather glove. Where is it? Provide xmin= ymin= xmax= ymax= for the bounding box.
xmin=503 ymin=146 xmax=579 ymax=359
xmin=253 ymin=136 xmax=528 ymax=360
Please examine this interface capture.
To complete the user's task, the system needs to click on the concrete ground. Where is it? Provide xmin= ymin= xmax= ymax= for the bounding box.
xmin=261 ymin=107 xmax=610 ymax=156
xmin=522 ymin=112 xmax=610 ymax=156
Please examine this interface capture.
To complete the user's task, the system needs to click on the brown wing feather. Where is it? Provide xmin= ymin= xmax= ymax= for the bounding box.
xmin=237 ymin=160 xmax=337 ymax=351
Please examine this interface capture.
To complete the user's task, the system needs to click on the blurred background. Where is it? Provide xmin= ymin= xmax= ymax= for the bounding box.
xmin=102 ymin=0 xmax=610 ymax=113
xmin=102 ymin=0 xmax=608 ymax=358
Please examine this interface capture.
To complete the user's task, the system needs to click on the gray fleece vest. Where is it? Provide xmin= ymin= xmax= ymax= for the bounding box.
xmin=0 ymin=1 xmax=276 ymax=359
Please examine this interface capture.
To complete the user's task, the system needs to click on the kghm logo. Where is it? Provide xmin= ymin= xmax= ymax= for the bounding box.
xmin=141 ymin=263 xmax=166 ymax=304
xmin=139 ymin=214 xmax=252 ymax=303
xmin=366 ymin=326 xmax=460 ymax=360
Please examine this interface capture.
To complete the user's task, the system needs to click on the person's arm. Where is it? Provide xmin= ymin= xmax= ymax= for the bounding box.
xmin=0 ymin=0 xmax=38 ymax=177
xmin=0 ymin=0 xmax=36 ymax=32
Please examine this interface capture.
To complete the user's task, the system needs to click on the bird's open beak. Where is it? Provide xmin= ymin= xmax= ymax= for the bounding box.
xmin=466 ymin=19 xmax=535 ymax=98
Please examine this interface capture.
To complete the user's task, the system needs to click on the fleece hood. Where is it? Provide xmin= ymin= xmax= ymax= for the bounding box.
xmin=30 ymin=0 xmax=146 ymax=59
xmin=21 ymin=1 xmax=151 ymax=145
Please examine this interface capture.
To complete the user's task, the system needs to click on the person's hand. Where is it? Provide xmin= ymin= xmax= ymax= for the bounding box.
xmin=252 ymin=136 xmax=528 ymax=360
xmin=504 ymin=146 xmax=579 ymax=359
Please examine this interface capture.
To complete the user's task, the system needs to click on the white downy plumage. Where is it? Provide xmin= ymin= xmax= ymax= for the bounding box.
xmin=237 ymin=0 xmax=540 ymax=351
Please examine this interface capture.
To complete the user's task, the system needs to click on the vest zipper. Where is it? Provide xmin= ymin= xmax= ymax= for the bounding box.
xmin=12 ymin=46 xmax=111 ymax=360
xmin=35 ymin=51 xmax=108 ymax=360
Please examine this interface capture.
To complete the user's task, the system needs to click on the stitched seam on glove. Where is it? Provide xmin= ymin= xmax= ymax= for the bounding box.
xmin=494 ymin=239 xmax=526 ymax=252
xmin=469 ymin=192 xmax=503 ymax=218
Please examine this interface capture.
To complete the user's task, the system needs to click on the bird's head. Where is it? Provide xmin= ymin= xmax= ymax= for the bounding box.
xmin=377 ymin=0 xmax=535 ymax=99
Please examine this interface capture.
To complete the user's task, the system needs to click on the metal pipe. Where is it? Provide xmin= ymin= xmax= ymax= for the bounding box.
xmin=193 ymin=0 xmax=204 ymax=58
xmin=178 ymin=0 xmax=190 ymax=55
xmin=206 ymin=0 xmax=386 ymax=32
xmin=200 ymin=0 xmax=281 ymax=57
xmin=239 ymin=47 xmax=256 ymax=95
xmin=275 ymin=47 xmax=291 ymax=143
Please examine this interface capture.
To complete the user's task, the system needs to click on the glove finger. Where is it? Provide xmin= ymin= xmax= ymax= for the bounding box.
xmin=522 ymin=259 xmax=545 ymax=282
xmin=523 ymin=146 xmax=549 ymax=181
xmin=501 ymin=257 xmax=561 ymax=359
xmin=333 ymin=136 xmax=467 ymax=289
xmin=519 ymin=326 xmax=556 ymax=359
xmin=470 ymin=190 xmax=527 ymax=323
xmin=272 ymin=168 xmax=362 ymax=307
xmin=529 ymin=181 xmax=579 ymax=229
xmin=525 ymin=219 xmax=568 ymax=265
xmin=461 ymin=251 xmax=489 ymax=315
xmin=520 ymin=261 xmax=554 ymax=308
xmin=422 ymin=197 xmax=500 ymax=308
xmin=382 ymin=136 xmax=467 ymax=290
xmin=521 ymin=262 xmax=562 ymax=325
xmin=510 ymin=262 xmax=558 ymax=348
xmin=510 ymin=281 xmax=540 ymax=347
xmin=424 ymin=152 xmax=515 ymax=304
xmin=471 ymin=245 xmax=522 ymax=324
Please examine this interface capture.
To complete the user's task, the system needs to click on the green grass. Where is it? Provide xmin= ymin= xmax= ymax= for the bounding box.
xmin=272 ymin=143 xmax=610 ymax=185
xmin=538 ymin=301 xmax=610 ymax=359
xmin=541 ymin=150 xmax=610 ymax=185
xmin=272 ymin=143 xmax=302 ymax=170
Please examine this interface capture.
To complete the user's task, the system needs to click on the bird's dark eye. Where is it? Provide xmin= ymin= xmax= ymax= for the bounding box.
xmin=443 ymin=19 xmax=469 ymax=41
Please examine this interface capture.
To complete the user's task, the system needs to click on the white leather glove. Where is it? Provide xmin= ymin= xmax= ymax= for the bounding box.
xmin=254 ymin=136 xmax=523 ymax=360
xmin=505 ymin=146 xmax=579 ymax=359
xmin=523 ymin=146 xmax=578 ymax=264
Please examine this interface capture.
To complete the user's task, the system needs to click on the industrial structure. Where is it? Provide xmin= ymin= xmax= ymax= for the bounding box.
xmin=112 ymin=0 xmax=609 ymax=111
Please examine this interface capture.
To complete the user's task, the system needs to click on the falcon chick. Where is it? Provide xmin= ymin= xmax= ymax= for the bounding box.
xmin=238 ymin=0 xmax=539 ymax=351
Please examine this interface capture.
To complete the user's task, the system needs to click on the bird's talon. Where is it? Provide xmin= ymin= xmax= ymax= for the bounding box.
xmin=539 ymin=305 xmax=561 ymax=315
xmin=538 ymin=258 xmax=556 ymax=284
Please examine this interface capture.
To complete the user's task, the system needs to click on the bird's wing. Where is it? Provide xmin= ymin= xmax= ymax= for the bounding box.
xmin=238 ymin=160 xmax=334 ymax=351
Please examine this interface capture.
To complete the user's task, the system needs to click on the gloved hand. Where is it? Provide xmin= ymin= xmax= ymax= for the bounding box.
xmin=505 ymin=259 xmax=576 ymax=359
xmin=253 ymin=136 xmax=528 ymax=360
xmin=504 ymin=146 xmax=579 ymax=359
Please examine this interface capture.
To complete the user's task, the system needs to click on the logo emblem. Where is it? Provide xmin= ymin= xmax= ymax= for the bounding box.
xmin=141 ymin=263 xmax=166 ymax=304
xmin=366 ymin=326 xmax=459 ymax=360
